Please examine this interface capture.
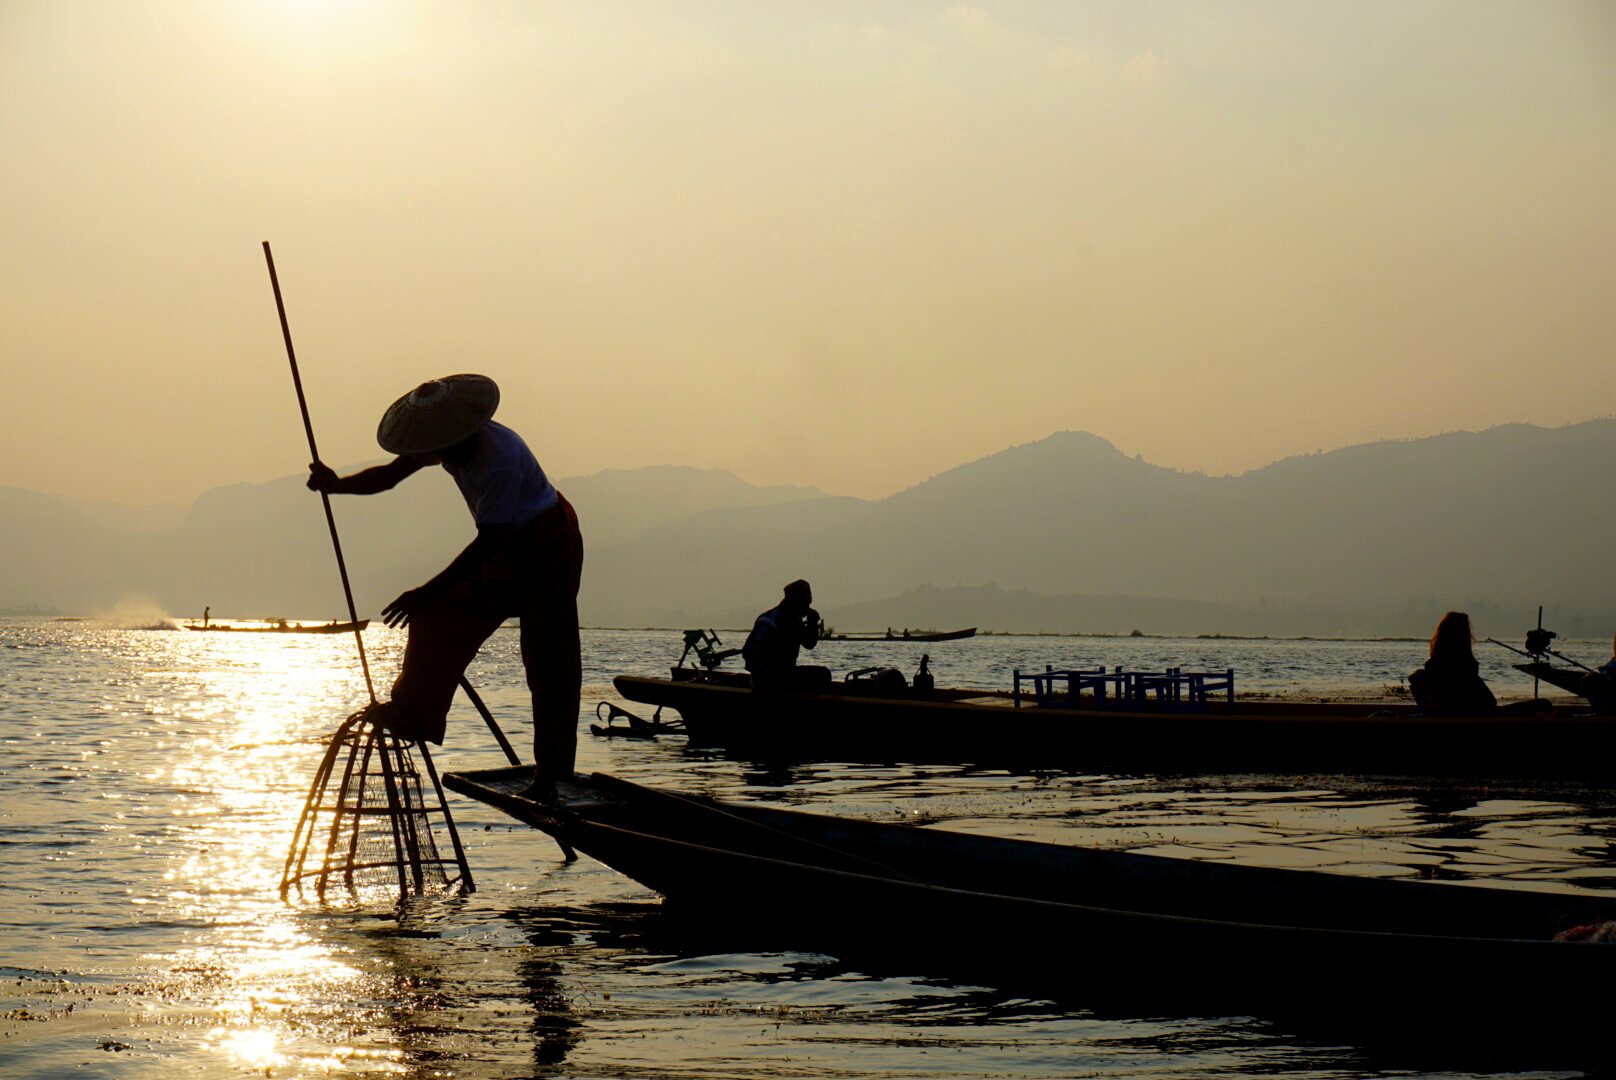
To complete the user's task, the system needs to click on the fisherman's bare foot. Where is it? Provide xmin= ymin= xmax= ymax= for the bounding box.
xmin=517 ymin=771 xmax=559 ymax=803
xmin=363 ymin=700 xmax=426 ymax=742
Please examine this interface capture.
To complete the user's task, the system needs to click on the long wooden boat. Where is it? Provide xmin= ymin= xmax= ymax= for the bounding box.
xmin=184 ymin=619 xmax=369 ymax=634
xmin=823 ymin=627 xmax=977 ymax=642
xmin=614 ymin=673 xmax=1613 ymax=774
xmin=441 ymin=767 xmax=1616 ymax=1029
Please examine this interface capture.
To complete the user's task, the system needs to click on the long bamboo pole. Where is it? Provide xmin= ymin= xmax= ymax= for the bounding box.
xmin=261 ymin=241 xmax=377 ymax=703
xmin=263 ymin=243 xmax=496 ymax=897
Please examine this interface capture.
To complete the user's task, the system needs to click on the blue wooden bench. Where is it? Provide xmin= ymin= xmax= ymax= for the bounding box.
xmin=1015 ymin=665 xmax=1235 ymax=712
xmin=1014 ymin=665 xmax=1105 ymax=709
xmin=1128 ymin=668 xmax=1235 ymax=712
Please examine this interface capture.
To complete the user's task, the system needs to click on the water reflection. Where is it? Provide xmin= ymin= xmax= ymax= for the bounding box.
xmin=517 ymin=956 xmax=578 ymax=1071
xmin=495 ymin=899 xmax=1385 ymax=1079
xmin=9 ymin=621 xmax=1616 ymax=1077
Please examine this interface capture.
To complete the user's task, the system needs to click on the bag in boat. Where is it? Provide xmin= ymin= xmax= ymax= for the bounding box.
xmin=844 ymin=666 xmax=909 ymax=697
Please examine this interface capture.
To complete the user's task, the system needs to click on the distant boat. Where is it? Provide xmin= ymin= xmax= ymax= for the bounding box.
xmin=184 ymin=619 xmax=369 ymax=634
xmin=823 ymin=627 xmax=976 ymax=642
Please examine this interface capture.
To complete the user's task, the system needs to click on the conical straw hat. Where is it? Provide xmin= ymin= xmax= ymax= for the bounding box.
xmin=376 ymin=374 xmax=500 ymax=455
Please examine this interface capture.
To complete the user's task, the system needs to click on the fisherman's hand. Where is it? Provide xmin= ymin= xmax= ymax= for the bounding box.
xmin=307 ymin=461 xmax=339 ymax=493
xmin=382 ymin=588 xmax=430 ymax=629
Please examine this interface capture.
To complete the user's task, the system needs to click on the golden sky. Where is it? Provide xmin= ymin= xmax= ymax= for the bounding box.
xmin=3 ymin=0 xmax=1613 ymax=507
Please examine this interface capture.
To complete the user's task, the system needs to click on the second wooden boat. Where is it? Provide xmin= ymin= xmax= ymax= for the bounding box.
xmin=614 ymin=673 xmax=1609 ymax=775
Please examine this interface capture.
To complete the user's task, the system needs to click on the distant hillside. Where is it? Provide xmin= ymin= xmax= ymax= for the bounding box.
xmin=0 ymin=464 xmax=827 ymax=617
xmin=584 ymin=421 xmax=1616 ymax=632
xmin=560 ymin=466 xmax=825 ymax=547
xmin=3 ymin=422 xmax=1612 ymax=637
xmin=63 ymin=496 xmax=186 ymax=535
xmin=0 ymin=486 xmax=153 ymax=612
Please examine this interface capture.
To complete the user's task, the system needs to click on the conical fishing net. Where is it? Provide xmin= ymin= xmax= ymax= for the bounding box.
xmin=282 ymin=707 xmax=473 ymax=901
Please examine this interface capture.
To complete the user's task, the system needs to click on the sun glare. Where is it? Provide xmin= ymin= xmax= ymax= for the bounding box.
xmin=221 ymin=0 xmax=425 ymax=64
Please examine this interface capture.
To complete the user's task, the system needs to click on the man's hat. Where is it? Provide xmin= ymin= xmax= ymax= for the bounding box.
xmin=376 ymin=374 xmax=500 ymax=455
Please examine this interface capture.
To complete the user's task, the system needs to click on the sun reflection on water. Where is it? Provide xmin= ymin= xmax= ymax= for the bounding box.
xmin=146 ymin=627 xmax=416 ymax=1073
xmin=208 ymin=1025 xmax=285 ymax=1071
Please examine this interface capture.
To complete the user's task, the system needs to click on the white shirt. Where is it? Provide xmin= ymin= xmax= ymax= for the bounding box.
xmin=442 ymin=420 xmax=558 ymax=526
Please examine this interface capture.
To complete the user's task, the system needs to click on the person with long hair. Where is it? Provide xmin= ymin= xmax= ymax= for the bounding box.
xmin=1409 ymin=612 xmax=1547 ymax=717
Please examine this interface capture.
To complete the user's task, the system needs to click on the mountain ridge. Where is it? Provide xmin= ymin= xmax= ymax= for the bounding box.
xmin=3 ymin=420 xmax=1612 ymax=636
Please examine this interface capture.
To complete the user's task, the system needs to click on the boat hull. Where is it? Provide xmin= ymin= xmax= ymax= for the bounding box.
xmin=441 ymin=768 xmax=1616 ymax=1030
xmin=614 ymin=674 xmax=1612 ymax=774
xmin=1514 ymin=662 xmax=1591 ymax=696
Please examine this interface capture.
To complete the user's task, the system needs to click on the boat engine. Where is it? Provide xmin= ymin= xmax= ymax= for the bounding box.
xmin=1524 ymin=626 xmax=1557 ymax=660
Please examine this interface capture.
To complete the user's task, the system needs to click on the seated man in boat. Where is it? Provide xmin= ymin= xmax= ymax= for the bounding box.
xmin=1408 ymin=611 xmax=1548 ymax=717
xmin=306 ymin=374 xmax=583 ymax=801
xmin=742 ymin=579 xmax=831 ymax=693
xmin=1577 ymin=632 xmax=1616 ymax=715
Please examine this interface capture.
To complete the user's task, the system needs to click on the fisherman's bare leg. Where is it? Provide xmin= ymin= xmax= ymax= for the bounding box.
xmin=517 ymin=496 xmax=584 ymax=790
xmin=387 ymin=585 xmax=503 ymax=744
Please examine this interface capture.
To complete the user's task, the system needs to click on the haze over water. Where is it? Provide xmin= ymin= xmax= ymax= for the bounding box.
xmin=5 ymin=618 xmax=1615 ymax=1078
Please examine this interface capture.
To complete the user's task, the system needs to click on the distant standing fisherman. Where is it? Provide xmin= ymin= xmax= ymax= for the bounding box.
xmin=306 ymin=375 xmax=583 ymax=801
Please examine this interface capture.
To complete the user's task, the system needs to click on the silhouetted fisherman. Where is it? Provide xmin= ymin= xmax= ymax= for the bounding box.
xmin=742 ymin=579 xmax=830 ymax=692
xmin=307 ymin=374 xmax=583 ymax=801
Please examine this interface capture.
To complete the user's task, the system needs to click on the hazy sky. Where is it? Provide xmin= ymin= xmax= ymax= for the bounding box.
xmin=4 ymin=0 xmax=1613 ymax=508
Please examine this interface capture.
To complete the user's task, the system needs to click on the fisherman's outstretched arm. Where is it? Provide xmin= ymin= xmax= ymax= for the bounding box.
xmin=307 ymin=456 xmax=422 ymax=495
xmin=381 ymin=523 xmax=512 ymax=628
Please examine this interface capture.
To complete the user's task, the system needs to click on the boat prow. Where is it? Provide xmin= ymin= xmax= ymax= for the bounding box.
xmin=1512 ymin=662 xmax=1589 ymax=696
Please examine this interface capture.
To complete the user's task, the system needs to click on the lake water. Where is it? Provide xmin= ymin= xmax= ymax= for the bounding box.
xmin=4 ymin=618 xmax=1615 ymax=1078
